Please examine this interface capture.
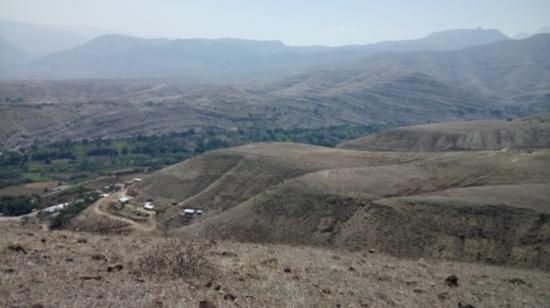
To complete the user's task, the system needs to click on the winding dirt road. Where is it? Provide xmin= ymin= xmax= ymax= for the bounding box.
xmin=92 ymin=190 xmax=157 ymax=232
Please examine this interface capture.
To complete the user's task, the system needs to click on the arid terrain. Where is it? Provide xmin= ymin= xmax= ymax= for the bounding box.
xmin=2 ymin=116 xmax=549 ymax=307
xmin=2 ymin=34 xmax=550 ymax=149
xmin=2 ymin=221 xmax=550 ymax=308
xmin=338 ymin=113 xmax=550 ymax=152
xmin=2 ymin=15 xmax=550 ymax=307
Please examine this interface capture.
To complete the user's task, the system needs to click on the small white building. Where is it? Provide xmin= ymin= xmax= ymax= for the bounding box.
xmin=42 ymin=202 xmax=69 ymax=213
xmin=119 ymin=196 xmax=130 ymax=204
xmin=182 ymin=208 xmax=203 ymax=216
xmin=182 ymin=208 xmax=196 ymax=216
xmin=143 ymin=202 xmax=154 ymax=210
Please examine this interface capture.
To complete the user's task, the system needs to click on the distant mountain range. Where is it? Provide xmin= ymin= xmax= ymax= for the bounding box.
xmin=0 ymin=38 xmax=29 ymax=71
xmin=513 ymin=26 xmax=550 ymax=39
xmin=1 ymin=34 xmax=549 ymax=148
xmin=2 ymin=26 xmax=512 ymax=79
xmin=1 ymin=23 xmax=550 ymax=148
xmin=0 ymin=19 xmax=88 ymax=59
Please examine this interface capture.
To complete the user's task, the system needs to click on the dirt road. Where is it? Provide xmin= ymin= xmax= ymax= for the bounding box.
xmin=92 ymin=190 xmax=157 ymax=232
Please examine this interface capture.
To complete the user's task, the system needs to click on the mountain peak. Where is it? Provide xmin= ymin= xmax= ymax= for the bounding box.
xmin=425 ymin=28 xmax=508 ymax=42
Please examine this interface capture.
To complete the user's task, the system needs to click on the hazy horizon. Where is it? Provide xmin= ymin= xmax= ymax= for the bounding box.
xmin=1 ymin=0 xmax=550 ymax=46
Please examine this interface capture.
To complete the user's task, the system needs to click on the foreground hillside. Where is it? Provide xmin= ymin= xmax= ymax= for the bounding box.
xmin=1 ymin=222 xmax=549 ymax=308
xmin=338 ymin=113 xmax=550 ymax=152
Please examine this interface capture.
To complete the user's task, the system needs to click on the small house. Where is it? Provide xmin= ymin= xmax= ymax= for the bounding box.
xmin=182 ymin=208 xmax=196 ymax=216
xmin=143 ymin=202 xmax=154 ymax=210
xmin=42 ymin=202 xmax=69 ymax=214
xmin=118 ymin=196 xmax=130 ymax=204
xmin=181 ymin=208 xmax=203 ymax=217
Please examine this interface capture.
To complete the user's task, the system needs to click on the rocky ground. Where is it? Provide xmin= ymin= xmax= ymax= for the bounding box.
xmin=1 ymin=222 xmax=549 ymax=308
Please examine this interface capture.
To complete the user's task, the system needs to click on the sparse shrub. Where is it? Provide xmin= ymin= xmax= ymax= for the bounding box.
xmin=137 ymin=237 xmax=214 ymax=280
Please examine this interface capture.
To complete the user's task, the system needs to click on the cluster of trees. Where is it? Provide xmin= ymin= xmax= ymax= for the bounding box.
xmin=0 ymin=196 xmax=35 ymax=216
xmin=48 ymin=190 xmax=99 ymax=229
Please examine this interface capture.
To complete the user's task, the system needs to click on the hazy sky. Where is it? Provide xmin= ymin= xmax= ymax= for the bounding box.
xmin=1 ymin=0 xmax=549 ymax=46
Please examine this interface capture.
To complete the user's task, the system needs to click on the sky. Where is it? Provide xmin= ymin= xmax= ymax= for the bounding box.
xmin=1 ymin=0 xmax=549 ymax=46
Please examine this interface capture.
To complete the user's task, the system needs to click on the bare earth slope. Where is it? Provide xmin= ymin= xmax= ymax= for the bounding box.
xmin=133 ymin=141 xmax=550 ymax=270
xmin=338 ymin=113 xmax=550 ymax=152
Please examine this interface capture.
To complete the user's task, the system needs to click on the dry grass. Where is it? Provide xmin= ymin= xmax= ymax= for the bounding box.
xmin=1 ymin=222 xmax=549 ymax=307
xmin=137 ymin=236 xmax=215 ymax=280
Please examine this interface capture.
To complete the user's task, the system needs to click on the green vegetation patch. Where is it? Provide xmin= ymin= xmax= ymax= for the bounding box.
xmin=0 ymin=124 xmax=383 ymax=189
xmin=0 ymin=195 xmax=35 ymax=216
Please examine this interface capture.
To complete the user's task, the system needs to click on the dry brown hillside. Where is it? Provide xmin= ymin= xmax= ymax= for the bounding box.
xmin=337 ymin=113 xmax=550 ymax=152
xmin=132 ymin=142 xmax=550 ymax=271
xmin=1 ymin=222 xmax=549 ymax=308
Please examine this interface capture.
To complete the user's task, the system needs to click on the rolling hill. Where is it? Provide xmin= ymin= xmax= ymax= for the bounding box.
xmin=132 ymin=139 xmax=550 ymax=270
xmin=338 ymin=113 xmax=550 ymax=152
xmin=131 ymin=115 xmax=550 ymax=271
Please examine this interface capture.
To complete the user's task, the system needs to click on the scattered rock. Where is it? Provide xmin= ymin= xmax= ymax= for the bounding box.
xmin=261 ymin=257 xmax=278 ymax=266
xmin=26 ymin=232 xmax=34 ymax=237
xmin=3 ymin=268 xmax=15 ymax=273
xmin=220 ymin=251 xmax=237 ymax=257
xmin=322 ymin=288 xmax=331 ymax=295
xmin=445 ymin=275 xmax=459 ymax=287
xmin=214 ymin=285 xmax=222 ymax=291
xmin=80 ymin=275 xmax=102 ymax=281
xmin=205 ymin=279 xmax=214 ymax=288
xmin=348 ymin=266 xmax=355 ymax=272
xmin=76 ymin=238 xmax=88 ymax=244
xmin=283 ymin=267 xmax=292 ymax=273
xmin=30 ymin=304 xmax=44 ymax=308
xmin=91 ymin=254 xmax=107 ymax=262
xmin=413 ymin=288 xmax=425 ymax=294
xmin=199 ymin=299 xmax=217 ymax=308
xmin=405 ymin=280 xmax=417 ymax=286
xmin=369 ymin=249 xmax=376 ymax=254
xmin=223 ymin=293 xmax=236 ymax=301
xmin=507 ymin=278 xmax=526 ymax=285
xmin=65 ymin=258 xmax=74 ymax=262
xmin=40 ymin=238 xmax=47 ymax=244
xmin=107 ymin=264 xmax=124 ymax=272
xmin=458 ymin=302 xmax=476 ymax=308
xmin=438 ymin=292 xmax=450 ymax=300
xmin=7 ymin=243 xmax=27 ymax=254
xmin=317 ymin=217 xmax=336 ymax=233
